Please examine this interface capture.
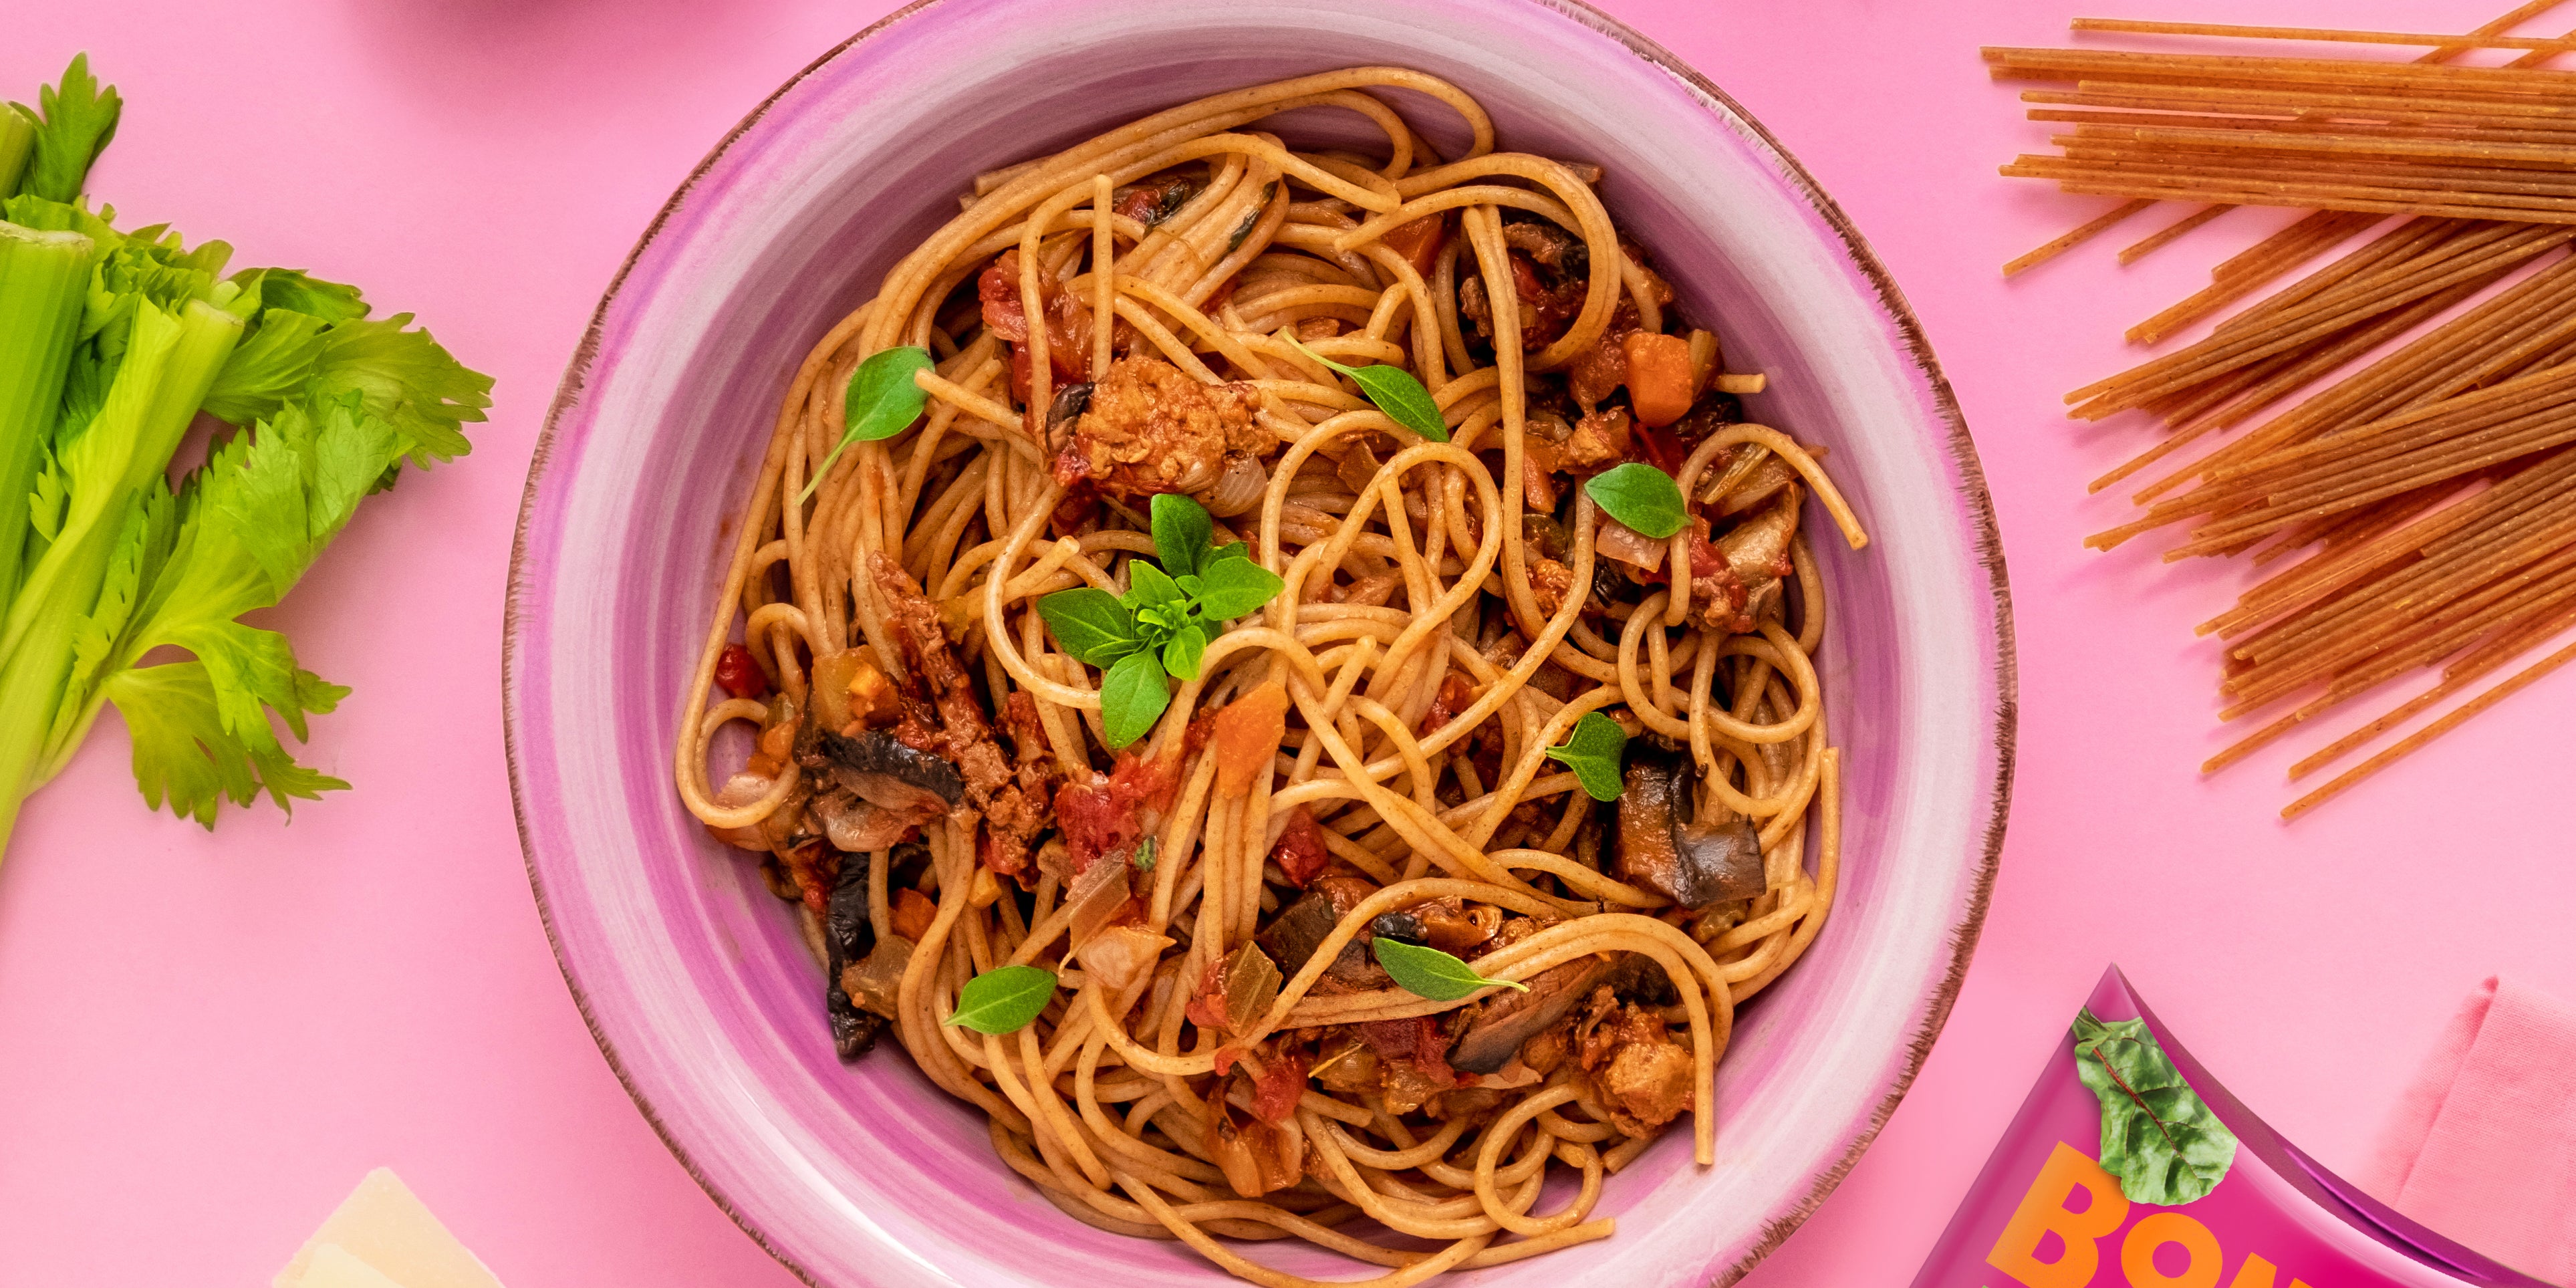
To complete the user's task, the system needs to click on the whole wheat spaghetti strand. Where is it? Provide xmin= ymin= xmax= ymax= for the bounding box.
xmin=2284 ymin=629 xmax=2576 ymax=819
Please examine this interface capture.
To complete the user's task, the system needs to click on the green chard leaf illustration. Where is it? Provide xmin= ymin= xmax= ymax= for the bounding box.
xmin=2071 ymin=1008 xmax=2238 ymax=1204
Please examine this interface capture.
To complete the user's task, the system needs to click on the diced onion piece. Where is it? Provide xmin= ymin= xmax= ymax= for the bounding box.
xmin=1220 ymin=942 xmax=1283 ymax=1037
xmin=1064 ymin=851 xmax=1132 ymax=949
xmin=840 ymin=938 xmax=913 ymax=1018
xmin=1716 ymin=372 xmax=1767 ymax=395
xmin=1594 ymin=517 xmax=1668 ymax=572
xmin=1214 ymin=681 xmax=1289 ymax=795
xmin=1077 ymin=925 xmax=1171 ymax=993
xmin=1622 ymin=332 xmax=1696 ymax=428
xmin=810 ymin=650 xmax=864 ymax=732
xmin=1684 ymin=328 xmax=1720 ymax=398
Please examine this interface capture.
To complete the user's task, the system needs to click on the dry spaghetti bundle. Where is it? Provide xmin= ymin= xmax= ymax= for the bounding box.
xmin=671 ymin=69 xmax=1863 ymax=1285
xmin=1994 ymin=5 xmax=2576 ymax=817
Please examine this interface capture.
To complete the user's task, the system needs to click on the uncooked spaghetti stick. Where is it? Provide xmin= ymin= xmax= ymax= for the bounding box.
xmin=2119 ymin=204 xmax=2232 ymax=263
xmin=2069 ymin=17 xmax=2576 ymax=55
xmin=2283 ymin=630 xmax=2576 ymax=819
xmin=2003 ymin=197 xmax=2154 ymax=275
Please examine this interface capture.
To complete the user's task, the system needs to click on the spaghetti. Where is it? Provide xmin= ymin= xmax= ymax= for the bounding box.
xmin=1992 ymin=8 xmax=2576 ymax=816
xmin=672 ymin=69 xmax=1861 ymax=1283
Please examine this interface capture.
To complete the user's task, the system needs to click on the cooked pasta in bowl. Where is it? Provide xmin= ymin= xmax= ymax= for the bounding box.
xmin=506 ymin=4 xmax=2011 ymax=1287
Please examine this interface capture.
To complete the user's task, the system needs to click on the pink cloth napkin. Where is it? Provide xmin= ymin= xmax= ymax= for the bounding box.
xmin=2363 ymin=977 xmax=2576 ymax=1285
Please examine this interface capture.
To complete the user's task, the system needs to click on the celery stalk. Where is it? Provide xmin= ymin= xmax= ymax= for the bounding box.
xmin=0 ymin=219 xmax=98 ymax=608
xmin=0 ymin=297 xmax=239 ymax=668
xmin=0 ymin=296 xmax=239 ymax=851
xmin=0 ymin=107 xmax=32 ymax=198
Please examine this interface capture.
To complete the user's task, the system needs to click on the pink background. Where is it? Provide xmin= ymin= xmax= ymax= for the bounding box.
xmin=1 ymin=1 xmax=2571 ymax=1284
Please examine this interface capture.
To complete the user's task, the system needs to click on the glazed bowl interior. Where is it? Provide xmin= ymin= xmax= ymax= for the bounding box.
xmin=505 ymin=1 xmax=2011 ymax=1285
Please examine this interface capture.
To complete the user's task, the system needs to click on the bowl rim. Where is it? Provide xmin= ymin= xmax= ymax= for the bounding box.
xmin=501 ymin=1 xmax=2017 ymax=1282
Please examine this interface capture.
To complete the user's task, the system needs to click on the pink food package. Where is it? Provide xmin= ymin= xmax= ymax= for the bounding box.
xmin=1910 ymin=967 xmax=2551 ymax=1288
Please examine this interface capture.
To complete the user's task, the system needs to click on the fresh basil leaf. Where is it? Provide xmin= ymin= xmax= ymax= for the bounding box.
xmin=1099 ymin=650 xmax=1171 ymax=749
xmin=1134 ymin=603 xmax=1187 ymax=640
xmin=1206 ymin=541 xmax=1249 ymax=565
xmin=2071 ymin=1009 xmax=2238 ymax=1204
xmin=1037 ymin=588 xmax=1140 ymax=666
xmin=1126 ymin=559 xmax=1186 ymax=611
xmin=1543 ymin=711 xmax=1628 ymax=802
xmin=1132 ymin=836 xmax=1157 ymax=872
xmin=1372 ymin=938 xmax=1527 ymax=1002
xmin=1583 ymin=462 xmax=1688 ymax=539
xmin=1192 ymin=555 xmax=1285 ymax=621
xmin=1162 ymin=622 xmax=1208 ymax=682
xmin=801 ymin=345 xmax=933 ymax=504
xmin=1150 ymin=492 xmax=1213 ymax=577
xmin=1288 ymin=336 xmax=1448 ymax=442
xmin=944 ymin=963 xmax=1058 ymax=1035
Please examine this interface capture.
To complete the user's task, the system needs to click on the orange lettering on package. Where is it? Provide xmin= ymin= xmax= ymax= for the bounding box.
xmin=2121 ymin=1211 xmax=2223 ymax=1288
xmin=1986 ymin=1142 xmax=2132 ymax=1288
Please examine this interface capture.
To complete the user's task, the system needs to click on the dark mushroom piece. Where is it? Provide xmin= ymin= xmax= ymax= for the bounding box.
xmin=801 ymin=727 xmax=964 ymax=816
xmin=1045 ymin=381 xmax=1093 ymax=451
xmin=1448 ymin=952 xmax=1634 ymax=1075
xmin=1613 ymin=747 xmax=1766 ymax=910
xmin=823 ymin=850 xmax=886 ymax=1060
xmin=1259 ymin=885 xmax=1388 ymax=989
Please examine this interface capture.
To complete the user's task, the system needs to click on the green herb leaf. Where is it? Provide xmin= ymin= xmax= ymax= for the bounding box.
xmin=1372 ymin=938 xmax=1528 ymax=1002
xmin=801 ymin=346 xmax=932 ymax=504
xmin=1192 ymin=554 xmax=1285 ymax=621
xmin=1584 ymin=462 xmax=1688 ymax=539
xmin=14 ymin=54 xmax=122 ymax=204
xmin=1037 ymin=588 xmax=1140 ymax=666
xmin=1289 ymin=336 xmax=1448 ymax=442
xmin=1162 ymin=622 xmax=1208 ymax=682
xmin=1206 ymin=541 xmax=1250 ymax=565
xmin=2071 ymin=1009 xmax=2238 ymax=1204
xmin=1126 ymin=559 xmax=1186 ymax=612
xmin=945 ymin=964 xmax=1058 ymax=1034
xmin=1150 ymin=492 xmax=1213 ymax=577
xmin=1098 ymin=649 xmax=1171 ymax=749
xmin=1544 ymin=711 xmax=1628 ymax=801
xmin=1132 ymin=836 xmax=1158 ymax=872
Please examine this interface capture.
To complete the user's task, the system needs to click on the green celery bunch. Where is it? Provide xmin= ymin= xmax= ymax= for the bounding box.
xmin=0 ymin=55 xmax=492 ymax=854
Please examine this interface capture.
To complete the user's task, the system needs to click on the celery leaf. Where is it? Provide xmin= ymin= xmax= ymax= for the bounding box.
xmin=305 ymin=313 xmax=491 ymax=467
xmin=12 ymin=53 xmax=120 ymax=204
xmin=67 ymin=396 xmax=396 ymax=824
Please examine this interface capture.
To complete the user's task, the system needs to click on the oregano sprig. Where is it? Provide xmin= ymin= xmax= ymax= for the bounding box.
xmin=801 ymin=345 xmax=932 ymax=503
xmin=1287 ymin=336 xmax=1448 ymax=442
xmin=946 ymin=964 xmax=1058 ymax=1035
xmin=1544 ymin=711 xmax=1628 ymax=802
xmin=1372 ymin=938 xmax=1527 ymax=1002
xmin=1035 ymin=493 xmax=1285 ymax=748
xmin=1584 ymin=462 xmax=1688 ymax=539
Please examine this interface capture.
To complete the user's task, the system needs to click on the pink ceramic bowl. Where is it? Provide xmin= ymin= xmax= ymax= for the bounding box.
xmin=505 ymin=1 xmax=2013 ymax=1283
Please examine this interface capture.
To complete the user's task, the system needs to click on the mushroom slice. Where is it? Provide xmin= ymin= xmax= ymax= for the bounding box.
xmin=1446 ymin=952 xmax=1630 ymax=1075
xmin=1614 ymin=748 xmax=1767 ymax=910
xmin=823 ymin=850 xmax=887 ymax=1059
xmin=811 ymin=727 xmax=964 ymax=815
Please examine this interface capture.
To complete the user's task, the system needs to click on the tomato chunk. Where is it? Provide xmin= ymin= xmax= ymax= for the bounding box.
xmin=1623 ymin=331 xmax=1697 ymax=428
xmin=715 ymin=642 xmax=769 ymax=700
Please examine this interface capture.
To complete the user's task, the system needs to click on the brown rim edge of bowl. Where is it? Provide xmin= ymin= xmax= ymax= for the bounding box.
xmin=499 ymin=3 xmax=2019 ymax=1285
